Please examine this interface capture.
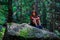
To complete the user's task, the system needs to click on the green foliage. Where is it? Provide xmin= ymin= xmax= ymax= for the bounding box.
xmin=54 ymin=30 xmax=60 ymax=37
xmin=0 ymin=27 xmax=5 ymax=40
xmin=0 ymin=0 xmax=8 ymax=2
xmin=0 ymin=5 xmax=8 ymax=25
xmin=12 ymin=0 xmax=34 ymax=23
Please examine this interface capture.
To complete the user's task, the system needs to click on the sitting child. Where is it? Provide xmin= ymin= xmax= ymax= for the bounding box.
xmin=30 ymin=10 xmax=43 ymax=29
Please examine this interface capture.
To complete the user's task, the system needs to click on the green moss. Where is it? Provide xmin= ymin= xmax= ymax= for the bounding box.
xmin=20 ymin=28 xmax=29 ymax=38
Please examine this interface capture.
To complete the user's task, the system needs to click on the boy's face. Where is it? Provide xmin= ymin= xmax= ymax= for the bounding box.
xmin=33 ymin=12 xmax=36 ymax=16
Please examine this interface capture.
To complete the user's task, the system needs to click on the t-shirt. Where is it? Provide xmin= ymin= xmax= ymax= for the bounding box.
xmin=30 ymin=16 xmax=40 ymax=25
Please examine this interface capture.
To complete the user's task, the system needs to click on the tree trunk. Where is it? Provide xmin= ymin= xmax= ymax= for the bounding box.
xmin=7 ymin=0 xmax=12 ymax=23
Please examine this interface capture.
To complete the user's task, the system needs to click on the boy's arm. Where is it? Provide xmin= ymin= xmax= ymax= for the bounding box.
xmin=30 ymin=16 xmax=37 ymax=26
xmin=39 ymin=19 xmax=41 ymax=25
xmin=37 ymin=17 xmax=41 ymax=25
xmin=33 ymin=19 xmax=37 ymax=26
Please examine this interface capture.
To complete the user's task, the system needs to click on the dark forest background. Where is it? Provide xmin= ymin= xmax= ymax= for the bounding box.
xmin=0 ymin=0 xmax=60 ymax=34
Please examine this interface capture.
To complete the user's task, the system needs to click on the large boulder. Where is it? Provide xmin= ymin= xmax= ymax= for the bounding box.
xmin=7 ymin=23 xmax=58 ymax=38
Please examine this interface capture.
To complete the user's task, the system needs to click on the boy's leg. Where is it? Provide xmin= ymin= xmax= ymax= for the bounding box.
xmin=36 ymin=25 xmax=43 ymax=29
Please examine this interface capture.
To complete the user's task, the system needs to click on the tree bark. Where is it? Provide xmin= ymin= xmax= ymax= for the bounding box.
xmin=7 ymin=0 xmax=13 ymax=23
